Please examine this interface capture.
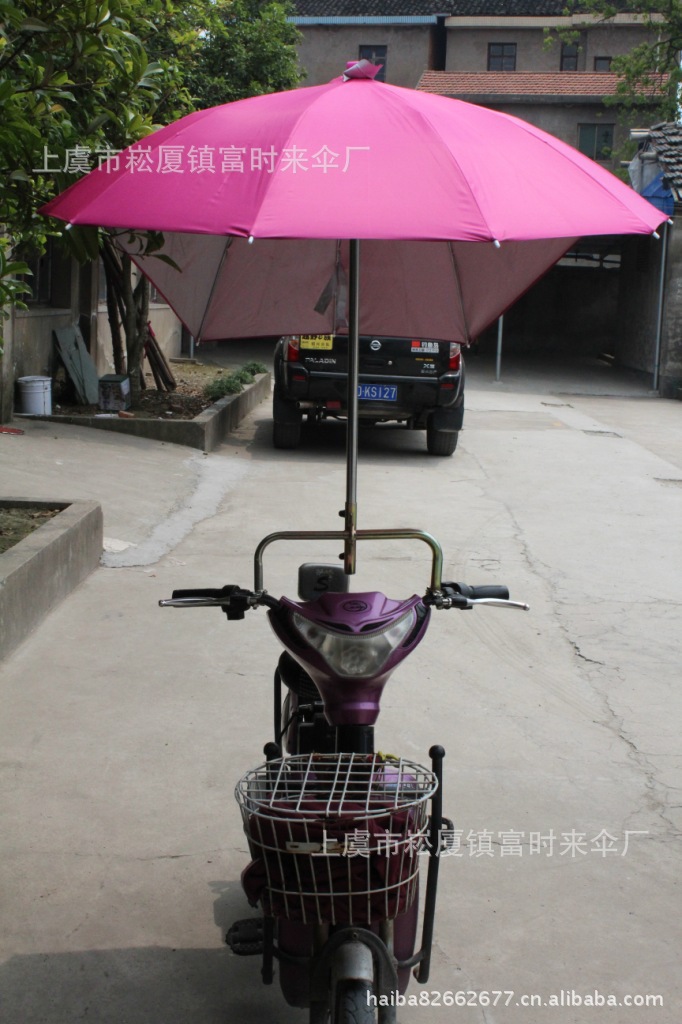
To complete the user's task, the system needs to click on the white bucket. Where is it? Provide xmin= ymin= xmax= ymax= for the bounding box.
xmin=17 ymin=376 xmax=52 ymax=415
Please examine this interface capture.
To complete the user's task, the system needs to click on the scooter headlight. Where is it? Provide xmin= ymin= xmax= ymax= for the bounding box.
xmin=292 ymin=610 xmax=416 ymax=678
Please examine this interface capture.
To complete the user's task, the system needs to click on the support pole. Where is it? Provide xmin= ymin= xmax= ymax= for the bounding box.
xmin=653 ymin=221 xmax=668 ymax=393
xmin=495 ymin=314 xmax=504 ymax=382
xmin=343 ymin=239 xmax=360 ymax=574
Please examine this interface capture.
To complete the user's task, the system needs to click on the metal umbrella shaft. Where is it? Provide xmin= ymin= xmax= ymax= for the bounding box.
xmin=343 ymin=239 xmax=361 ymax=574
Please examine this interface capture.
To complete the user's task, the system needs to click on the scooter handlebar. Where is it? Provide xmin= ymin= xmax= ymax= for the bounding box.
xmin=429 ymin=581 xmax=529 ymax=611
xmin=159 ymin=586 xmax=279 ymax=619
xmin=448 ymin=583 xmax=510 ymax=601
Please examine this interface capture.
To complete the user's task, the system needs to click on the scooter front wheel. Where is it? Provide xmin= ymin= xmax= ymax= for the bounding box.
xmin=333 ymin=980 xmax=376 ymax=1024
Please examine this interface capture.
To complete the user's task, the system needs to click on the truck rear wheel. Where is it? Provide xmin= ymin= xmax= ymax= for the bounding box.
xmin=273 ymin=419 xmax=302 ymax=449
xmin=426 ymin=419 xmax=458 ymax=457
xmin=273 ymin=389 xmax=302 ymax=449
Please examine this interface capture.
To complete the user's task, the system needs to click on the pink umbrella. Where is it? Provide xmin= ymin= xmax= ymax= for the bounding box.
xmin=42 ymin=61 xmax=666 ymax=570
xmin=42 ymin=61 xmax=664 ymax=344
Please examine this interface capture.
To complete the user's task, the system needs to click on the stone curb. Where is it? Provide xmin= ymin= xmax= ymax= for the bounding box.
xmin=23 ymin=372 xmax=271 ymax=451
xmin=0 ymin=499 xmax=104 ymax=662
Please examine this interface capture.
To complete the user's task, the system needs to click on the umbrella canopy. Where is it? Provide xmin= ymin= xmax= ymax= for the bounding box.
xmin=41 ymin=62 xmax=667 ymax=576
xmin=42 ymin=62 xmax=666 ymax=346
xmin=44 ymin=62 xmax=662 ymax=241
xmin=111 ymin=234 xmax=575 ymax=344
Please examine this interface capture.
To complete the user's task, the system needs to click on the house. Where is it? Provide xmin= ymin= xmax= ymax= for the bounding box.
xmin=291 ymin=0 xmax=448 ymax=89
xmin=288 ymin=0 xmax=675 ymax=385
xmin=0 ymin=244 xmax=183 ymax=423
xmin=619 ymin=123 xmax=682 ymax=396
xmin=418 ymin=0 xmax=666 ymax=170
xmin=291 ymin=0 xmax=664 ymax=170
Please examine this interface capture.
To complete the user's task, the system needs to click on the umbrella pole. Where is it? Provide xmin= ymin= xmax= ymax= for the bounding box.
xmin=343 ymin=239 xmax=360 ymax=574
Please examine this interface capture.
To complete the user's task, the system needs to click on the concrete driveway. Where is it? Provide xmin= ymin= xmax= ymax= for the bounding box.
xmin=1 ymin=361 xmax=680 ymax=1023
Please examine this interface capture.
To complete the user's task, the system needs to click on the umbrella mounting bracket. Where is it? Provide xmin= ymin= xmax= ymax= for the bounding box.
xmin=253 ymin=528 xmax=444 ymax=593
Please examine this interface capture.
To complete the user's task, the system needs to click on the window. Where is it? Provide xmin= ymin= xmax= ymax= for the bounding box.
xmin=488 ymin=43 xmax=516 ymax=71
xmin=561 ymin=43 xmax=578 ymax=71
xmin=578 ymin=123 xmax=615 ymax=160
xmin=594 ymin=56 xmax=612 ymax=71
xmin=22 ymin=247 xmax=52 ymax=305
xmin=359 ymin=45 xmax=387 ymax=82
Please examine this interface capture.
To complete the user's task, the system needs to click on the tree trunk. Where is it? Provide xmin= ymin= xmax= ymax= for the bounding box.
xmin=101 ymin=239 xmax=126 ymax=375
xmin=99 ymin=241 xmax=150 ymax=406
xmin=127 ymin=260 xmax=149 ymax=405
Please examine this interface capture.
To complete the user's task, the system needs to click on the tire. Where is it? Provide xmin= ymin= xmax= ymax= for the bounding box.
xmin=426 ymin=420 xmax=458 ymax=456
xmin=333 ymin=981 xmax=376 ymax=1024
xmin=273 ymin=418 xmax=302 ymax=449
xmin=272 ymin=389 xmax=302 ymax=449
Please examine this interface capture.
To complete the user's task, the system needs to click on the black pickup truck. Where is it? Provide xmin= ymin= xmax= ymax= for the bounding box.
xmin=272 ymin=333 xmax=465 ymax=456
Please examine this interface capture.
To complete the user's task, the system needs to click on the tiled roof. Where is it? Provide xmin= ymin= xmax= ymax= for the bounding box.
xmin=417 ymin=71 xmax=624 ymax=96
xmin=446 ymin=0 xmax=578 ymax=12
xmin=647 ymin=122 xmax=682 ymax=190
xmin=293 ymin=0 xmax=452 ymax=13
xmin=292 ymin=0 xmax=578 ymax=14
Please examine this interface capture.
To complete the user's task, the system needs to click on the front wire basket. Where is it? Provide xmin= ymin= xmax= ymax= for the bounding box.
xmin=236 ymin=752 xmax=438 ymax=926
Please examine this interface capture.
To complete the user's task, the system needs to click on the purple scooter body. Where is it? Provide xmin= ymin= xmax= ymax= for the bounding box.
xmin=266 ymin=589 xmax=432 ymax=1005
xmin=267 ymin=591 xmax=431 ymax=725
xmin=160 ymin=551 xmax=519 ymax=1022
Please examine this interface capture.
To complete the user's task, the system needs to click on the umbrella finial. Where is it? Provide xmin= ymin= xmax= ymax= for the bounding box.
xmin=343 ymin=59 xmax=382 ymax=81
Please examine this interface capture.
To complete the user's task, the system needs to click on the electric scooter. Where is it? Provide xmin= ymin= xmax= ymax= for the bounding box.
xmin=160 ymin=251 xmax=529 ymax=1020
xmin=161 ymin=528 xmax=528 ymax=1023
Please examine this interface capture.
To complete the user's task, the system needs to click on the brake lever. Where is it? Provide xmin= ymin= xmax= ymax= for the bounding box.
xmin=469 ymin=597 xmax=530 ymax=610
xmin=159 ymin=586 xmax=260 ymax=620
xmin=426 ymin=588 xmax=529 ymax=611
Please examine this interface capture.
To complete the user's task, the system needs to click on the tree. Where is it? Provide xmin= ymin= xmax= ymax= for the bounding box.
xmin=1 ymin=0 xmax=301 ymax=394
xmin=557 ymin=1 xmax=678 ymax=122
xmin=0 ymin=0 xmax=190 ymax=371
xmin=186 ymin=0 xmax=302 ymax=109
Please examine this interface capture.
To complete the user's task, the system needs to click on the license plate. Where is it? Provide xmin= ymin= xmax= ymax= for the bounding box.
xmin=358 ymin=384 xmax=397 ymax=401
xmin=300 ymin=334 xmax=333 ymax=350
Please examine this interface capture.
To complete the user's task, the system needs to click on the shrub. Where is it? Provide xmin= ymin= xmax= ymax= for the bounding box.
xmin=242 ymin=361 xmax=268 ymax=376
xmin=203 ymin=374 xmax=245 ymax=401
xmin=202 ymin=361 xmax=267 ymax=402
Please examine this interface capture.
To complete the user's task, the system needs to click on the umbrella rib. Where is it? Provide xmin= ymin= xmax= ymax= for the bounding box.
xmin=196 ymin=237 xmax=234 ymax=344
xmin=447 ymin=242 xmax=472 ymax=344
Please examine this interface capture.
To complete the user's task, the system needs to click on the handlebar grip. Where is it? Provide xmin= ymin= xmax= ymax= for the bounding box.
xmin=171 ymin=586 xmax=241 ymax=601
xmin=468 ymin=585 xmax=510 ymax=601
xmin=442 ymin=581 xmax=510 ymax=601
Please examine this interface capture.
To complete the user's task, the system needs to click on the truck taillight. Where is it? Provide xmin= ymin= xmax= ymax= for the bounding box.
xmin=448 ymin=343 xmax=461 ymax=372
xmin=285 ymin=336 xmax=300 ymax=362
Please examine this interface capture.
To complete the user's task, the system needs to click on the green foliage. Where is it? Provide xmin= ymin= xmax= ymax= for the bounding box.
xmin=0 ymin=237 xmax=30 ymax=352
xmin=186 ymin=0 xmax=302 ymax=109
xmin=242 ymin=360 xmax=268 ymax=375
xmin=1 ymin=0 xmax=301 ymax=306
xmin=203 ymin=373 xmax=246 ymax=401
xmin=0 ymin=0 xmax=300 ymax=375
xmin=0 ymin=240 xmax=30 ymax=312
xmin=203 ymin=362 xmax=268 ymax=401
xmin=555 ymin=0 xmax=682 ymax=122
xmin=0 ymin=1 xmax=188 ymax=295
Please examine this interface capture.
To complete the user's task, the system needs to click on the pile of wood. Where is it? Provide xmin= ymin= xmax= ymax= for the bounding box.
xmin=142 ymin=324 xmax=176 ymax=392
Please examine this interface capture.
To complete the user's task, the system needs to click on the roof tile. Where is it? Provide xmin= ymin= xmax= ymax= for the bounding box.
xmin=292 ymin=0 xmax=586 ymax=15
xmin=418 ymin=71 xmax=645 ymax=97
xmin=647 ymin=122 xmax=682 ymax=190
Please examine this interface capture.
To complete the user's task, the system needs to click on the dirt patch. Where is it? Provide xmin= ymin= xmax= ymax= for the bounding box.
xmin=53 ymin=361 xmax=235 ymax=421
xmin=0 ymin=506 xmax=61 ymax=555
